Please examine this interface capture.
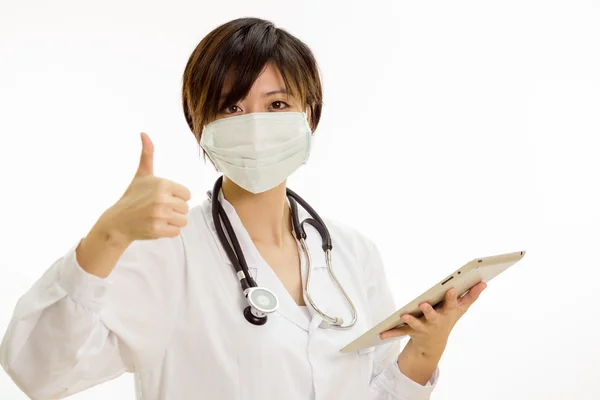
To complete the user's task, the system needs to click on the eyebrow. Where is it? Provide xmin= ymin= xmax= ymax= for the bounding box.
xmin=219 ymin=89 xmax=288 ymax=100
xmin=263 ymin=89 xmax=288 ymax=96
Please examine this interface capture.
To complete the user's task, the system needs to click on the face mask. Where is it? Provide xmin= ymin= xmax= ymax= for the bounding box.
xmin=200 ymin=112 xmax=313 ymax=194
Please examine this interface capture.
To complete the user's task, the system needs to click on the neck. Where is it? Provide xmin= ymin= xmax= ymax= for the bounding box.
xmin=222 ymin=177 xmax=292 ymax=247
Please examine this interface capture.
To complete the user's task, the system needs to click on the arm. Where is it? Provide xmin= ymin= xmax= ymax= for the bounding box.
xmin=364 ymin=241 xmax=439 ymax=400
xmin=1 ymin=133 xmax=189 ymax=399
xmin=0 ymin=217 xmax=186 ymax=399
xmin=397 ymin=340 xmax=441 ymax=386
xmin=368 ymin=243 xmax=488 ymax=399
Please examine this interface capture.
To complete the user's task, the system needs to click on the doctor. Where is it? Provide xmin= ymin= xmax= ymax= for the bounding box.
xmin=0 ymin=17 xmax=486 ymax=400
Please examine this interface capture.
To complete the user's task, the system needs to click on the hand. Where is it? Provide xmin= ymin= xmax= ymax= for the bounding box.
xmin=102 ymin=132 xmax=192 ymax=243
xmin=381 ymin=282 xmax=487 ymax=358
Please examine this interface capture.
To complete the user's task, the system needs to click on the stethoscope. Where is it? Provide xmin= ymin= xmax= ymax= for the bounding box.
xmin=208 ymin=176 xmax=358 ymax=329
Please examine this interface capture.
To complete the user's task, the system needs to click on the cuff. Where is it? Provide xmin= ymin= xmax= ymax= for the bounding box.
xmin=57 ymin=239 xmax=112 ymax=312
xmin=380 ymin=359 xmax=439 ymax=400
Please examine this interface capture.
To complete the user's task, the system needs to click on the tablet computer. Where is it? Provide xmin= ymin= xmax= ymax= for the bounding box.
xmin=340 ymin=250 xmax=526 ymax=353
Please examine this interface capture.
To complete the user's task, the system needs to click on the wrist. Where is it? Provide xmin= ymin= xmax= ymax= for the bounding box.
xmin=397 ymin=339 xmax=443 ymax=386
xmin=94 ymin=208 xmax=132 ymax=249
xmin=404 ymin=338 xmax=446 ymax=361
xmin=75 ymin=210 xmax=132 ymax=279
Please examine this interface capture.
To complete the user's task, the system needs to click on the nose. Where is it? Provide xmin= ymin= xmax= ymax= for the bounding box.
xmin=244 ymin=102 xmax=267 ymax=114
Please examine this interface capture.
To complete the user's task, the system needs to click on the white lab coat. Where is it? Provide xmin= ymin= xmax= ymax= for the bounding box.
xmin=0 ymin=193 xmax=438 ymax=400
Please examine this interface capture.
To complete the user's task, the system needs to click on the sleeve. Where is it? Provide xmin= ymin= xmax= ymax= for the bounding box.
xmin=364 ymin=240 xmax=440 ymax=400
xmin=0 ymin=235 xmax=186 ymax=400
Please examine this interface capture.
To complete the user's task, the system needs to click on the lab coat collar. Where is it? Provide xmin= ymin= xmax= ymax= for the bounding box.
xmin=201 ymin=190 xmax=312 ymax=332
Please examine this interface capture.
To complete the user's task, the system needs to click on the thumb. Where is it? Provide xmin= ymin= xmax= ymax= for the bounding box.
xmin=135 ymin=132 xmax=154 ymax=177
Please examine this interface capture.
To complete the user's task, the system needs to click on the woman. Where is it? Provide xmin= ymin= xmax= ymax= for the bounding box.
xmin=0 ymin=17 xmax=486 ymax=399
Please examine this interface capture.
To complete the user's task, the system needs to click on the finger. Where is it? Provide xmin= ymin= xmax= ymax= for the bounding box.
xmin=151 ymin=219 xmax=180 ymax=238
xmin=400 ymin=313 xmax=425 ymax=331
xmin=444 ymin=288 xmax=459 ymax=310
xmin=171 ymin=182 xmax=192 ymax=201
xmin=135 ymin=132 xmax=155 ymax=177
xmin=419 ymin=302 xmax=439 ymax=323
xmin=169 ymin=198 xmax=190 ymax=215
xmin=161 ymin=224 xmax=181 ymax=237
xmin=458 ymin=282 xmax=487 ymax=311
xmin=167 ymin=212 xmax=188 ymax=228
xmin=380 ymin=326 xmax=412 ymax=340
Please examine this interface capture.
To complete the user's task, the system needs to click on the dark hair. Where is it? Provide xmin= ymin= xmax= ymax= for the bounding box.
xmin=182 ymin=17 xmax=323 ymax=141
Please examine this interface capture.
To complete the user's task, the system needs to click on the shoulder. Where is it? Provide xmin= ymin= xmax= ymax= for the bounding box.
xmin=322 ymin=217 xmax=388 ymax=298
xmin=179 ymin=200 xmax=212 ymax=241
xmin=187 ymin=201 xmax=211 ymax=229
xmin=322 ymin=216 xmax=380 ymax=262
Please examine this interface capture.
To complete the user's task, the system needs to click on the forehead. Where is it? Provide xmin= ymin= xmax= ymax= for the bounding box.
xmin=221 ymin=63 xmax=287 ymax=94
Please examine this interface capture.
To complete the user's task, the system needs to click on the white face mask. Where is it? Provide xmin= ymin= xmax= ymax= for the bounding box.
xmin=200 ymin=112 xmax=313 ymax=194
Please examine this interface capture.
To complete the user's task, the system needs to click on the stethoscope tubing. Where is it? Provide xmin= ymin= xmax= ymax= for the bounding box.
xmin=210 ymin=175 xmax=357 ymax=329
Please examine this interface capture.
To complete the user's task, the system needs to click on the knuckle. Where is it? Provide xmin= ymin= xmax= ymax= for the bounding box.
xmin=150 ymin=204 xmax=165 ymax=219
xmin=150 ymin=219 xmax=163 ymax=234
xmin=152 ymin=191 xmax=170 ymax=206
xmin=137 ymin=175 xmax=153 ymax=185
xmin=159 ymin=193 xmax=173 ymax=204
xmin=177 ymin=199 xmax=189 ymax=214
xmin=156 ymin=179 xmax=172 ymax=193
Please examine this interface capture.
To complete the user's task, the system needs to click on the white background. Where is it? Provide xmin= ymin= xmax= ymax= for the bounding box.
xmin=1 ymin=0 xmax=599 ymax=399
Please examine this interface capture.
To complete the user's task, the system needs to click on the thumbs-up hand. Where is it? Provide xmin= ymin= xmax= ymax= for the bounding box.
xmin=104 ymin=132 xmax=192 ymax=243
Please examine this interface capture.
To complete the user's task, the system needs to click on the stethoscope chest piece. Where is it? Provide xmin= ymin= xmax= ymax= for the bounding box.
xmin=244 ymin=287 xmax=279 ymax=325
xmin=210 ymin=176 xmax=357 ymax=329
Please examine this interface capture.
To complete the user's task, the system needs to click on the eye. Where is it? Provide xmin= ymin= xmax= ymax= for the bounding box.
xmin=270 ymin=101 xmax=289 ymax=110
xmin=221 ymin=105 xmax=242 ymax=114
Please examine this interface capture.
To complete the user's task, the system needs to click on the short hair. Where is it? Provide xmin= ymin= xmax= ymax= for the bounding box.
xmin=182 ymin=17 xmax=323 ymax=142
